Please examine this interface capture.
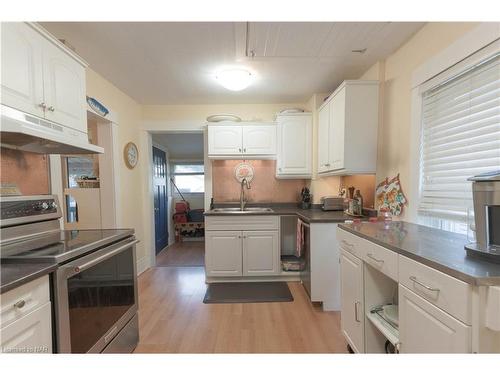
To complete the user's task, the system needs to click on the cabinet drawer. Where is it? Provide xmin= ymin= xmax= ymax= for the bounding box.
xmin=399 ymin=255 xmax=472 ymax=324
xmin=336 ymin=228 xmax=366 ymax=259
xmin=1 ymin=275 xmax=50 ymax=329
xmin=205 ymin=215 xmax=279 ymax=231
xmin=363 ymin=242 xmax=398 ymax=281
xmin=399 ymin=285 xmax=471 ymax=353
xmin=0 ymin=302 xmax=52 ymax=353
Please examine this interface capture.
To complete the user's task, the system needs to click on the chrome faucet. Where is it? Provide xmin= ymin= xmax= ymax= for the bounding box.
xmin=240 ymin=178 xmax=251 ymax=211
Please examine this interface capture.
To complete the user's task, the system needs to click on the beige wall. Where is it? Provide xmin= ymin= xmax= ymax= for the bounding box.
xmin=143 ymin=103 xmax=306 ymax=122
xmin=359 ymin=22 xmax=479 ymax=219
xmin=85 ymin=69 xmax=147 ymax=263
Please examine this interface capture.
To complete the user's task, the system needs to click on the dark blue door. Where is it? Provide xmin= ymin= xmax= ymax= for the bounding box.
xmin=153 ymin=147 xmax=168 ymax=254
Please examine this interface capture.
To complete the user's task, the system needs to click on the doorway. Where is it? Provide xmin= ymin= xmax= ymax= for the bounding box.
xmin=151 ymin=132 xmax=205 ymax=267
xmin=153 ymin=146 xmax=169 ymax=254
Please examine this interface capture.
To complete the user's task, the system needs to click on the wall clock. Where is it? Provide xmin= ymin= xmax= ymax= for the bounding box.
xmin=124 ymin=142 xmax=139 ymax=169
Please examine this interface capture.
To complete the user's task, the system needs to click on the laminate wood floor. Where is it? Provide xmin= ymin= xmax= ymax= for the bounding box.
xmin=134 ymin=266 xmax=347 ymax=353
xmin=155 ymin=241 xmax=205 ymax=267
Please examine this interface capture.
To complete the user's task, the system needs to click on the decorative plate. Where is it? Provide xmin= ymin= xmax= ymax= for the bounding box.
xmin=206 ymin=114 xmax=242 ymax=122
xmin=279 ymin=108 xmax=304 ymax=114
xmin=124 ymin=142 xmax=139 ymax=169
xmin=86 ymin=96 xmax=109 ymax=117
xmin=234 ymin=163 xmax=254 ymax=183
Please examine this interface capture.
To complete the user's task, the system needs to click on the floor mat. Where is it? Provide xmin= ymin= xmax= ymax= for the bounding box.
xmin=203 ymin=282 xmax=294 ymax=304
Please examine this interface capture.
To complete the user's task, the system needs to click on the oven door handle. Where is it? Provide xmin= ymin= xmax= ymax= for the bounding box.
xmin=63 ymin=239 xmax=139 ymax=274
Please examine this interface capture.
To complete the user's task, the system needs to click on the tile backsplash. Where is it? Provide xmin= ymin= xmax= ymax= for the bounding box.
xmin=212 ymin=160 xmax=307 ymax=203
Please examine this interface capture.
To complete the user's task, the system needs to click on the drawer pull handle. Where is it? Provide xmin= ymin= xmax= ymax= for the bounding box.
xmin=409 ymin=276 xmax=440 ymax=292
xmin=341 ymin=240 xmax=354 ymax=248
xmin=367 ymin=253 xmax=384 ymax=264
xmin=14 ymin=300 xmax=26 ymax=309
xmin=354 ymin=301 xmax=361 ymax=322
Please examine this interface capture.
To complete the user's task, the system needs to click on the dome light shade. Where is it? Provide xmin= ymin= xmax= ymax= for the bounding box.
xmin=215 ymin=69 xmax=253 ymax=91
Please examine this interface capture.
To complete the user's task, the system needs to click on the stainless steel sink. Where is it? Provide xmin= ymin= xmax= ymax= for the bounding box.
xmin=211 ymin=207 xmax=274 ymax=213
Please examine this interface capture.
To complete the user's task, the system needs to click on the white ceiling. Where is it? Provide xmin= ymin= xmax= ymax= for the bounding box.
xmin=40 ymin=22 xmax=425 ymax=105
xmin=153 ymin=133 xmax=204 ymax=160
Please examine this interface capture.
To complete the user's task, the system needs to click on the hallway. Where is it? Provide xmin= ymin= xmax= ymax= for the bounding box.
xmin=156 ymin=241 xmax=205 ymax=267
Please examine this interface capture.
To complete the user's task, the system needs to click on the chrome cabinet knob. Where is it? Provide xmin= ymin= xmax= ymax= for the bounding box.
xmin=14 ymin=300 xmax=26 ymax=309
xmin=48 ymin=106 xmax=55 ymax=112
xmin=39 ymin=102 xmax=47 ymax=110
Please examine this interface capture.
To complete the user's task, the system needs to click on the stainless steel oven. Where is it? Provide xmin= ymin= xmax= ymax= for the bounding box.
xmin=1 ymin=195 xmax=140 ymax=353
xmin=54 ymin=237 xmax=139 ymax=353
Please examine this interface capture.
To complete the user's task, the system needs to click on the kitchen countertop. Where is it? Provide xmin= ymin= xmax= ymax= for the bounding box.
xmin=1 ymin=261 xmax=57 ymax=294
xmin=338 ymin=221 xmax=500 ymax=286
xmin=204 ymin=205 xmax=362 ymax=223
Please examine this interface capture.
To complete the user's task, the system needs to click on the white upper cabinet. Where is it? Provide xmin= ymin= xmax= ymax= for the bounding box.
xmin=0 ymin=23 xmax=45 ymax=118
xmin=317 ymin=80 xmax=379 ymax=176
xmin=242 ymin=125 xmax=276 ymax=155
xmin=276 ymin=113 xmax=312 ymax=178
xmin=42 ymin=40 xmax=87 ymax=133
xmin=208 ymin=124 xmax=243 ymax=155
xmin=318 ymin=105 xmax=330 ymax=173
xmin=207 ymin=123 xmax=276 ymax=159
xmin=1 ymin=23 xmax=88 ymax=135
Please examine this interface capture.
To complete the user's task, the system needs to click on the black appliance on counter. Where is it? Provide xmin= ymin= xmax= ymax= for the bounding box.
xmin=0 ymin=195 xmax=139 ymax=353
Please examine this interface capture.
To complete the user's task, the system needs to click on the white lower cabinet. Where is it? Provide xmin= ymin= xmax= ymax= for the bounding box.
xmin=205 ymin=217 xmax=280 ymax=279
xmin=340 ymin=249 xmax=364 ymax=353
xmin=243 ymin=231 xmax=279 ymax=276
xmin=0 ymin=303 xmax=52 ymax=353
xmin=399 ymin=284 xmax=471 ymax=353
xmin=0 ymin=275 xmax=52 ymax=353
xmin=205 ymin=231 xmax=243 ymax=277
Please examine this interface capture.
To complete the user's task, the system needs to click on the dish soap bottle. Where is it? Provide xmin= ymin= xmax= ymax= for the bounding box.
xmin=354 ymin=190 xmax=363 ymax=216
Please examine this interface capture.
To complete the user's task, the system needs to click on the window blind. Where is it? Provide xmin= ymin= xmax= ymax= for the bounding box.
xmin=418 ymin=53 xmax=500 ymax=227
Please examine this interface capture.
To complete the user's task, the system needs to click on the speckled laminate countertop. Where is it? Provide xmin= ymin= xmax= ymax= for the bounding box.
xmin=1 ymin=262 xmax=57 ymax=294
xmin=338 ymin=221 xmax=500 ymax=286
xmin=204 ymin=206 xmax=362 ymax=223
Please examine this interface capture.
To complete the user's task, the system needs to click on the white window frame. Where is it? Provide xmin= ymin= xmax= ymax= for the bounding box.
xmin=408 ymin=23 xmax=500 ymax=226
xmin=171 ymin=160 xmax=205 ymax=194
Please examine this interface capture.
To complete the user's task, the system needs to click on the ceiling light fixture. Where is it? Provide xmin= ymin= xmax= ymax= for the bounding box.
xmin=215 ymin=68 xmax=254 ymax=91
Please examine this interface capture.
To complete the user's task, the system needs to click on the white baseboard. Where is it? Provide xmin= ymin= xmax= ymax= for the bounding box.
xmin=136 ymin=256 xmax=149 ymax=275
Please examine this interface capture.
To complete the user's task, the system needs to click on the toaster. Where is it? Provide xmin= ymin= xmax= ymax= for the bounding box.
xmin=321 ymin=196 xmax=344 ymax=211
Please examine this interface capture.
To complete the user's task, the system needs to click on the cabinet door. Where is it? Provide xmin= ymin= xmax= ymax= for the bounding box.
xmin=277 ymin=115 xmax=312 ymax=176
xmin=0 ymin=302 xmax=52 ymax=353
xmin=330 ymin=88 xmax=346 ymax=170
xmin=0 ymin=23 xmax=45 ymax=117
xmin=208 ymin=125 xmax=243 ymax=155
xmin=340 ymin=249 xmax=364 ymax=353
xmin=318 ymin=104 xmax=330 ymax=173
xmin=42 ymin=41 xmax=87 ymax=133
xmin=399 ymin=285 xmax=471 ymax=353
xmin=242 ymin=125 xmax=276 ymax=155
xmin=205 ymin=231 xmax=243 ymax=277
xmin=242 ymin=231 xmax=279 ymax=276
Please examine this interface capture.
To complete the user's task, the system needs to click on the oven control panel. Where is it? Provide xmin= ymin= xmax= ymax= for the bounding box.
xmin=0 ymin=196 xmax=61 ymax=224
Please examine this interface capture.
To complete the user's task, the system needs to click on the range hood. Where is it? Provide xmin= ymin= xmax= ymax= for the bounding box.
xmin=1 ymin=105 xmax=103 ymax=154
